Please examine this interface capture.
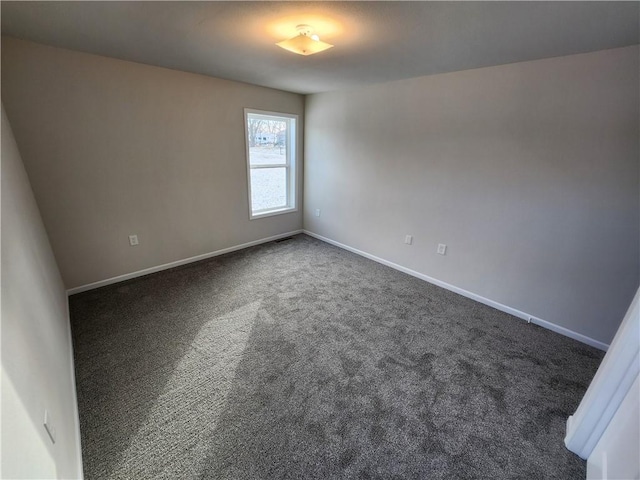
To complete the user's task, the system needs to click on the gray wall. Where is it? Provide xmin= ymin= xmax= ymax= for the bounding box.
xmin=304 ymin=46 xmax=639 ymax=346
xmin=1 ymin=37 xmax=305 ymax=289
xmin=1 ymin=104 xmax=82 ymax=478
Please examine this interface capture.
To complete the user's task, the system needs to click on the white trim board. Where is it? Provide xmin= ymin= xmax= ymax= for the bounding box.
xmin=302 ymin=230 xmax=609 ymax=352
xmin=66 ymin=230 xmax=303 ymax=295
xmin=64 ymin=300 xmax=84 ymax=479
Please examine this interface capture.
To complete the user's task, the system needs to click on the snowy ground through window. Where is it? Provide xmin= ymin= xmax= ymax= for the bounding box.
xmin=249 ymin=146 xmax=288 ymax=211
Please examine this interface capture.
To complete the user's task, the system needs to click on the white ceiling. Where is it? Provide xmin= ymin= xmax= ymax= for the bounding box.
xmin=1 ymin=1 xmax=638 ymax=94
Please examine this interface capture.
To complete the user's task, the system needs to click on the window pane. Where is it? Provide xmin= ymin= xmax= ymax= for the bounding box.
xmin=247 ymin=117 xmax=287 ymax=166
xmin=245 ymin=110 xmax=296 ymax=218
xmin=250 ymin=167 xmax=287 ymax=211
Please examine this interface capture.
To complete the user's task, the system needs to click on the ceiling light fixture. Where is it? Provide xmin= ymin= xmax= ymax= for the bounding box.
xmin=276 ymin=24 xmax=333 ymax=56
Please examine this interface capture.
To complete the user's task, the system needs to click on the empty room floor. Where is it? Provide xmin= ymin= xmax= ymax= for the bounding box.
xmin=70 ymin=234 xmax=602 ymax=479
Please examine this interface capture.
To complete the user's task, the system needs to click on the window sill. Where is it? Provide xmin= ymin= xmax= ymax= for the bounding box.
xmin=250 ymin=206 xmax=297 ymax=220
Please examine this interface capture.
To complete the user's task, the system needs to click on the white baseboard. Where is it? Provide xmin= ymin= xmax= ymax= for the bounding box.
xmin=65 ymin=300 xmax=84 ymax=479
xmin=66 ymin=230 xmax=303 ymax=295
xmin=302 ymin=230 xmax=609 ymax=351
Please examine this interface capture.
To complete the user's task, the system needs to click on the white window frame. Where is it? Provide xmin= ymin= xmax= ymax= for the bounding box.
xmin=244 ymin=108 xmax=298 ymax=220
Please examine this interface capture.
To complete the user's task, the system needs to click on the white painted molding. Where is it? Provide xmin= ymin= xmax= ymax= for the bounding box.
xmin=565 ymin=286 xmax=639 ymax=459
xmin=586 ymin=375 xmax=640 ymax=480
xmin=67 ymin=230 xmax=303 ymax=295
xmin=65 ymin=300 xmax=84 ymax=479
xmin=303 ymin=230 xmax=609 ymax=351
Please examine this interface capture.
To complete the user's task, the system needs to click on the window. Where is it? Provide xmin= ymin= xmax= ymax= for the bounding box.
xmin=244 ymin=109 xmax=297 ymax=219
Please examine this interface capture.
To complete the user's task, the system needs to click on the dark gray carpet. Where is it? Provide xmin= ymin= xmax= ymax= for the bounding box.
xmin=70 ymin=234 xmax=602 ymax=479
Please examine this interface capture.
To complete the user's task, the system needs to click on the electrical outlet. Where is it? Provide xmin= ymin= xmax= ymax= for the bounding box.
xmin=405 ymin=235 xmax=413 ymax=245
xmin=44 ymin=410 xmax=56 ymax=444
xmin=437 ymin=243 xmax=447 ymax=255
xmin=129 ymin=235 xmax=139 ymax=246
xmin=315 ymin=209 xmax=321 ymax=217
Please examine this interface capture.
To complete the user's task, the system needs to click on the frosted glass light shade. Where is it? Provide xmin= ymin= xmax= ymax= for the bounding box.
xmin=276 ymin=34 xmax=333 ymax=56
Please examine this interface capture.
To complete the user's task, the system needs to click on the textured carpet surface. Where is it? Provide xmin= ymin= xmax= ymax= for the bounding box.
xmin=70 ymin=234 xmax=603 ymax=479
